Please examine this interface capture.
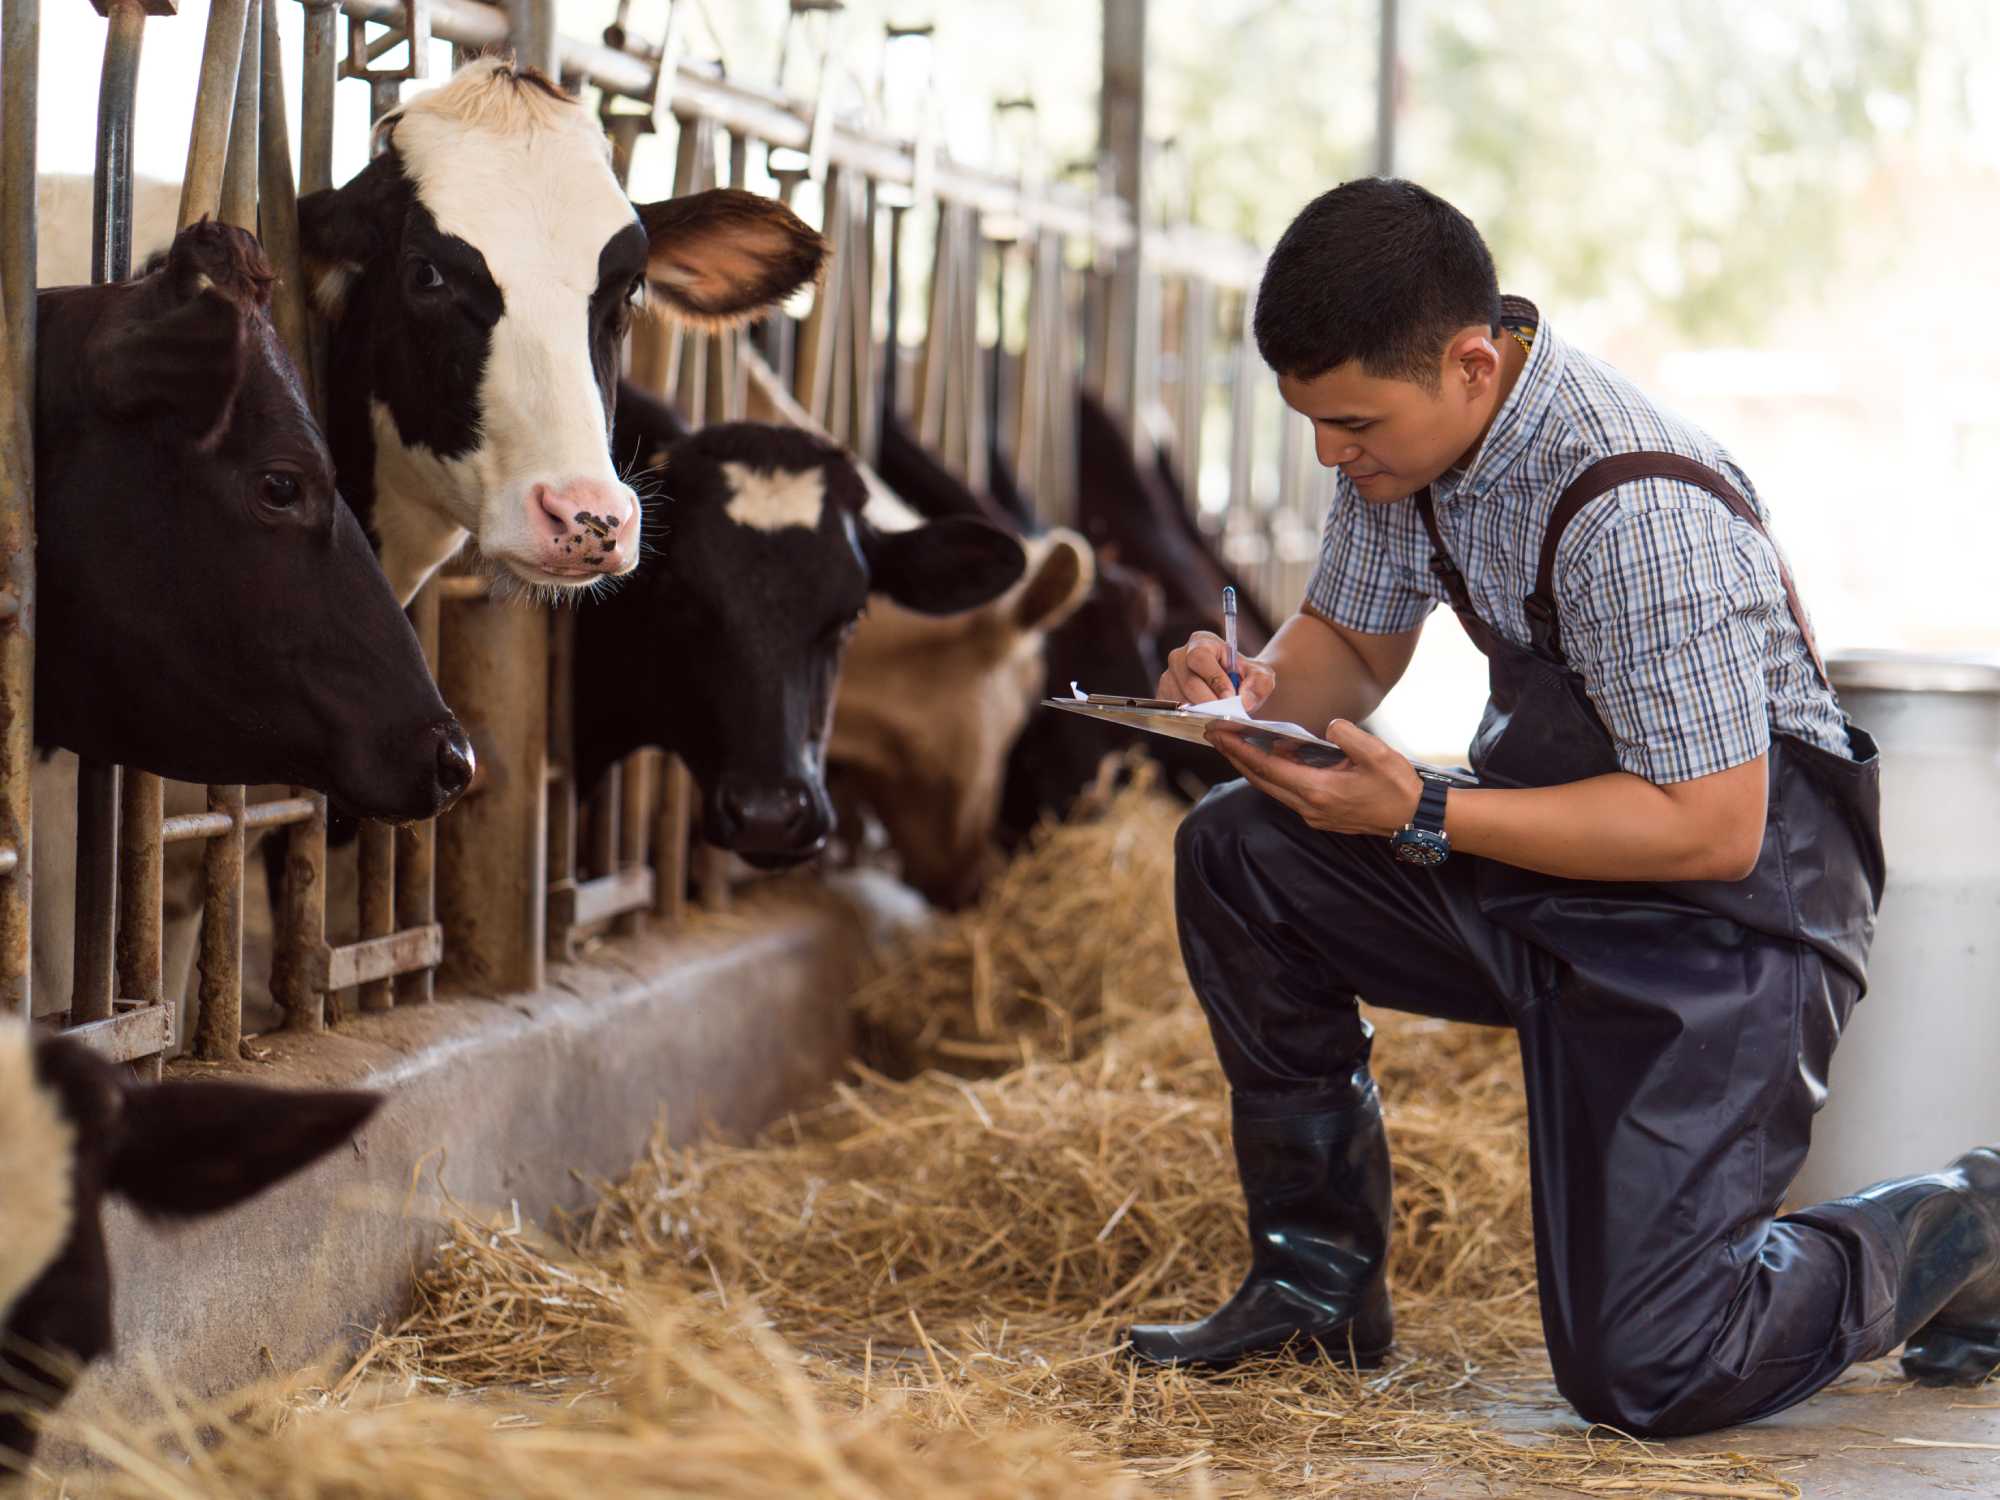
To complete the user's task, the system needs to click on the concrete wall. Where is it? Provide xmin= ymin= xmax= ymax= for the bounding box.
xmin=72 ymin=871 xmax=923 ymax=1415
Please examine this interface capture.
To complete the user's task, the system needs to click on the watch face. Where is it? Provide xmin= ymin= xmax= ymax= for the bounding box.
xmin=1392 ymin=829 xmax=1450 ymax=867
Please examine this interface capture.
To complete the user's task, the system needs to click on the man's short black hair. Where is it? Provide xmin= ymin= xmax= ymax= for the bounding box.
xmin=1253 ymin=178 xmax=1501 ymax=388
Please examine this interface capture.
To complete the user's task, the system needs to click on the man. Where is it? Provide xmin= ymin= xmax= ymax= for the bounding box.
xmin=1129 ymin=178 xmax=2000 ymax=1437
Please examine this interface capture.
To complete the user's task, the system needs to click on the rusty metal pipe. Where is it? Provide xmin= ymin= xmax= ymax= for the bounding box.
xmin=195 ymin=782 xmax=245 ymax=1059
xmin=273 ymin=790 xmax=328 ymax=1030
xmin=180 ymin=0 xmax=251 ymax=228
xmin=115 ymin=770 xmax=163 ymax=1009
xmin=70 ymin=762 xmax=119 ymax=1025
xmin=356 ymin=820 xmax=395 ymax=1011
xmin=613 ymin=750 xmax=650 ymax=938
xmin=653 ymin=756 xmax=691 ymax=925
xmin=220 ymin=0 xmax=262 ymax=231
xmin=0 ymin=0 xmax=43 ymax=1017
xmin=300 ymin=1 xmax=338 ymax=195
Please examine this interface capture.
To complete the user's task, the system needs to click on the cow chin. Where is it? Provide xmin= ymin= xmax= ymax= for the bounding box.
xmin=736 ymin=842 xmax=828 ymax=873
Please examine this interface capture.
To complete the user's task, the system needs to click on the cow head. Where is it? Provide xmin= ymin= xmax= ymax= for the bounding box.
xmin=32 ymin=222 xmax=474 ymax=822
xmin=298 ymin=59 xmax=828 ymax=605
xmin=0 ymin=1022 xmax=379 ymax=1480
xmin=830 ymin=530 xmax=1095 ymax=909
xmin=573 ymin=423 xmax=1026 ymax=868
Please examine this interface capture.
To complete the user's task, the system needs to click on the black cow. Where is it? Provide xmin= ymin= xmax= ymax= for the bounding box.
xmin=34 ymin=220 xmax=470 ymax=819
xmin=0 ymin=1022 xmax=378 ymax=1477
xmin=579 ymin=404 xmax=1026 ymax=865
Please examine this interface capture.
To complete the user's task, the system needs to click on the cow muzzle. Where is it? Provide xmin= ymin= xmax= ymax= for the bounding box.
xmin=520 ymin=476 xmax=640 ymax=581
xmin=705 ymin=774 xmax=830 ymax=867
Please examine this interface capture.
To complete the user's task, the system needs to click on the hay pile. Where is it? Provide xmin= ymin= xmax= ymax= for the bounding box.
xmin=44 ymin=771 xmax=1800 ymax=1498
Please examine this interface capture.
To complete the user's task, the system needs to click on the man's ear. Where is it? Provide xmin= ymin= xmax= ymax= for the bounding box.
xmin=860 ymin=516 xmax=1027 ymax=615
xmin=106 ymin=1081 xmax=382 ymax=1220
xmin=636 ymin=188 xmax=829 ymax=327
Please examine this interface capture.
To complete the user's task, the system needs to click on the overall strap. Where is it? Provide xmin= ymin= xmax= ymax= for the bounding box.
xmin=1413 ymin=486 xmax=1480 ymax=624
xmin=1527 ymin=451 xmax=1829 ymax=685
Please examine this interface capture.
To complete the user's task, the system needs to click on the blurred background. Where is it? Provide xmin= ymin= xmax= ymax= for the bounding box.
xmin=32 ymin=0 xmax=2000 ymax=755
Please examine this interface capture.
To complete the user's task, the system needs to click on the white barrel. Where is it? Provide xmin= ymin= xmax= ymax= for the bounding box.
xmin=1790 ymin=651 xmax=2000 ymax=1206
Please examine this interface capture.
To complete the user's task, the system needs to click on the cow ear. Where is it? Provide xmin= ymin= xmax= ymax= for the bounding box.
xmin=84 ymin=280 xmax=248 ymax=450
xmin=298 ymin=154 xmax=399 ymax=316
xmin=635 ymin=188 xmax=829 ymax=327
xmin=861 ymin=516 xmax=1027 ymax=615
xmin=1011 ymin=528 xmax=1096 ymax=634
xmin=105 ymin=1081 xmax=381 ymax=1220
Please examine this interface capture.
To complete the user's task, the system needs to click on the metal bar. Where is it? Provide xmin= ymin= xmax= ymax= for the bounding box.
xmin=180 ymin=0 xmax=251 ymax=228
xmin=220 ymin=0 xmax=262 ymax=230
xmin=506 ymin=0 xmax=557 ymax=76
xmin=395 ymin=583 xmax=439 ymax=1003
xmin=50 ymin=1003 xmax=175 ymax=1064
xmin=611 ymin=750 xmax=650 ymax=938
xmin=258 ymin=0 xmax=315 ymax=402
xmin=301 ymin=0 xmax=339 ymax=195
xmin=0 ymin=0 xmax=42 ymax=1017
xmin=1375 ymin=0 xmax=1398 ymax=178
xmin=273 ymin=790 xmax=328 ymax=1030
xmin=161 ymin=810 xmax=235 ymax=843
xmin=653 ymin=755 xmax=691 ymax=924
xmin=92 ymin=0 xmax=148 ymax=282
xmin=328 ymin=0 xmax=1263 ymax=287
xmin=316 ymin=922 xmax=441 ymax=992
xmin=576 ymin=867 xmax=654 ymax=930
xmin=1098 ymin=0 xmax=1145 ymax=419
xmin=70 ymin=763 xmax=119 ymax=1025
xmin=436 ymin=589 xmax=548 ymax=996
xmin=195 ymin=783 xmax=245 ymax=1060
xmin=356 ymin=820 xmax=395 ymax=1010
xmin=545 ymin=603 xmax=579 ymax=959
xmin=115 ymin=771 xmax=163 ymax=1009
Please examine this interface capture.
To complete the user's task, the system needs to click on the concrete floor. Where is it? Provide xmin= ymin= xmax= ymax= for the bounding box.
xmin=1466 ymin=1359 xmax=2000 ymax=1498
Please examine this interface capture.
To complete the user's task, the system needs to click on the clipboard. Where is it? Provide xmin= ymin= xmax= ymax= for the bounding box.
xmin=1043 ymin=689 xmax=1480 ymax=789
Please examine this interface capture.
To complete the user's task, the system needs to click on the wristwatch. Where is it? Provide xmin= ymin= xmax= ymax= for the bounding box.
xmin=1390 ymin=779 xmax=1451 ymax=867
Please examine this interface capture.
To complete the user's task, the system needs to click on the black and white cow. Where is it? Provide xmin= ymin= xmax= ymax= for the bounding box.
xmin=297 ymin=59 xmax=829 ymax=605
xmin=34 ymin=218 xmax=471 ymax=818
xmin=579 ymin=407 xmax=1027 ymax=864
xmin=0 ymin=1021 xmax=379 ymax=1479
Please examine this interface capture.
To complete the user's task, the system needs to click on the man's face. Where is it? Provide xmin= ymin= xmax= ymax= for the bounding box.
xmin=1277 ymin=347 xmax=1490 ymax=504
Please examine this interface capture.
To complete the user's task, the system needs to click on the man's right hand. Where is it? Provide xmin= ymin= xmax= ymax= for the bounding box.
xmin=1161 ymin=631 xmax=1277 ymax=714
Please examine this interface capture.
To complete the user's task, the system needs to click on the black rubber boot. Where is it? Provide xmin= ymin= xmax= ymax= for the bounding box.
xmin=1123 ymin=1061 xmax=1394 ymax=1370
xmin=1866 ymin=1148 xmax=2000 ymax=1386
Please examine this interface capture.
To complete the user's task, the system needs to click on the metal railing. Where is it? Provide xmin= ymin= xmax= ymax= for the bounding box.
xmin=0 ymin=0 xmax=1312 ymax=1057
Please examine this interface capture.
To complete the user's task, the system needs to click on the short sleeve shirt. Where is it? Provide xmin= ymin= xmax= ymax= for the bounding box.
xmin=1302 ymin=297 xmax=1849 ymax=785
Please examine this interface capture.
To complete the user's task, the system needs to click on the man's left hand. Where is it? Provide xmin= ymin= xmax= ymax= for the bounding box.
xmin=1207 ymin=718 xmax=1424 ymax=838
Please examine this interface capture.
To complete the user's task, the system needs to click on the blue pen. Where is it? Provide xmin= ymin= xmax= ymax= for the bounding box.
xmin=1222 ymin=586 xmax=1241 ymax=694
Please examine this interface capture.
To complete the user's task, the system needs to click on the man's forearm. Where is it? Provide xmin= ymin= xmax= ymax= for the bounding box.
xmin=1443 ymin=767 xmax=1766 ymax=883
xmin=1257 ymin=611 xmax=1399 ymax=729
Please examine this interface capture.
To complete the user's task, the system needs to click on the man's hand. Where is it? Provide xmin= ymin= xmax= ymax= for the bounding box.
xmin=1208 ymin=717 xmax=1424 ymax=838
xmin=1161 ymin=630 xmax=1277 ymax=712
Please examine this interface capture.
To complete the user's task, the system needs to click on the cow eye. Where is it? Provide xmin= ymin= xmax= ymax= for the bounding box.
xmin=409 ymin=259 xmax=445 ymax=294
xmin=626 ymin=275 xmax=647 ymax=308
xmin=259 ymin=470 xmax=303 ymax=509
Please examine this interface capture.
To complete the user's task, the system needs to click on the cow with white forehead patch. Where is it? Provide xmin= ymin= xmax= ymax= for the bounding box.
xmin=298 ymin=59 xmax=828 ymax=604
xmin=576 ymin=406 xmax=1027 ymax=864
xmin=0 ymin=1023 xmax=378 ymax=1482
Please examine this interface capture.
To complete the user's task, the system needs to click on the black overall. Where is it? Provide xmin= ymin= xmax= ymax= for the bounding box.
xmin=1174 ymin=453 xmax=1902 ymax=1435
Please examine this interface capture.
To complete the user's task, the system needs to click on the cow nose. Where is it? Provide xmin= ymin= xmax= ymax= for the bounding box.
xmin=435 ymin=722 xmax=476 ymax=805
xmin=710 ymin=777 xmax=824 ymax=860
xmin=530 ymin=479 xmax=640 ymax=576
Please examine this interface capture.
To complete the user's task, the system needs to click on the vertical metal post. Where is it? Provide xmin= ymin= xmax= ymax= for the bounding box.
xmin=545 ymin=604 xmax=580 ymax=959
xmin=1375 ymin=0 xmax=1398 ymax=177
xmin=355 ymin=821 xmax=394 ymax=1010
xmin=220 ymin=0 xmax=262 ymax=231
xmin=507 ymin=0 xmax=557 ymax=76
xmin=1098 ymin=0 xmax=1145 ymax=425
xmin=300 ymin=0 xmax=339 ymax=195
xmin=179 ymin=0 xmax=250 ymax=228
xmin=395 ymin=584 xmax=439 ymax=1002
xmin=273 ymin=788 xmax=327 ymax=1030
xmin=195 ymin=782 xmax=244 ymax=1059
xmin=612 ymin=752 xmax=649 ymax=939
xmin=258 ymin=0 xmax=312 ymax=401
xmin=436 ymin=594 xmax=548 ymax=997
xmin=653 ymin=757 xmax=691 ymax=925
xmin=69 ymin=765 xmax=117 ymax=1024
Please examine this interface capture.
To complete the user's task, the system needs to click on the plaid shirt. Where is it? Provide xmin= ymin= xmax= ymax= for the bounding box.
xmin=1304 ymin=296 xmax=1849 ymax=785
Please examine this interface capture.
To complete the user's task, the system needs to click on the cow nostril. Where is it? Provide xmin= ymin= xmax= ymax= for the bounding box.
xmin=436 ymin=725 xmax=476 ymax=801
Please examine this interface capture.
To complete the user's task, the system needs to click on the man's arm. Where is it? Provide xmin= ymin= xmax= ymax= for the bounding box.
xmin=1160 ymin=608 xmax=1424 ymax=727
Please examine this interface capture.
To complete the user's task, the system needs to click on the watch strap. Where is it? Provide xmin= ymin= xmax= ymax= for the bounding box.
xmin=1412 ymin=778 xmax=1448 ymax=835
